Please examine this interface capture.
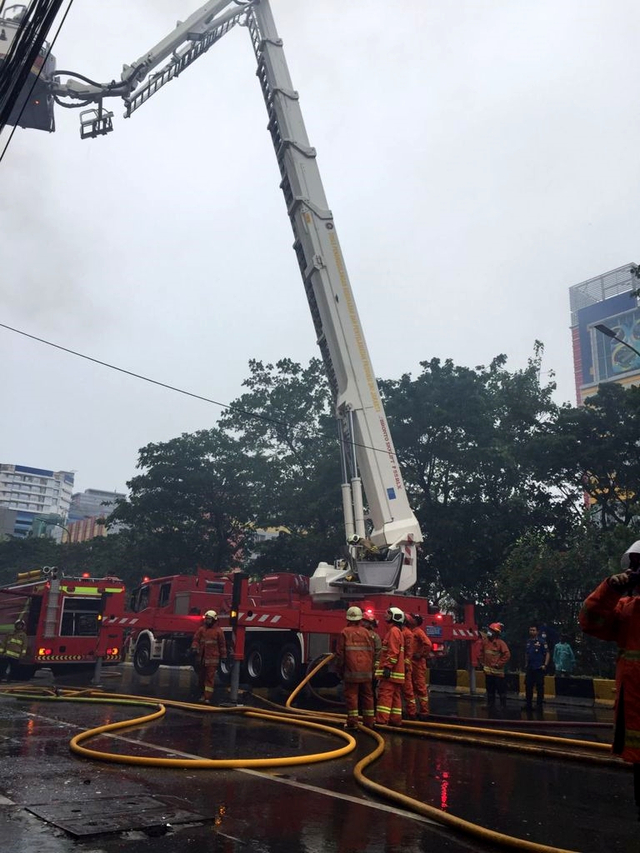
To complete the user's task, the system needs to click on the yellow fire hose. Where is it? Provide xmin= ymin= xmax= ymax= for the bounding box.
xmin=0 ymin=654 xmax=620 ymax=853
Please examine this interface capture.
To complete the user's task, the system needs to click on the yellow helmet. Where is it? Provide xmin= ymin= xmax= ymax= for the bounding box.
xmin=204 ymin=610 xmax=218 ymax=620
xmin=346 ymin=606 xmax=363 ymax=621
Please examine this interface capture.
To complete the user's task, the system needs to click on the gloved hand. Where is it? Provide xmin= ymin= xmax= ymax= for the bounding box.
xmin=382 ymin=667 xmax=391 ymax=679
xmin=187 ymin=647 xmax=198 ymax=660
xmin=609 ymin=571 xmax=632 ymax=589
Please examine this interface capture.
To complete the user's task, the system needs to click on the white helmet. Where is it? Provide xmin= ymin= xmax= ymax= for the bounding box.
xmin=386 ymin=606 xmax=405 ymax=625
xmin=204 ymin=610 xmax=218 ymax=620
xmin=346 ymin=606 xmax=363 ymax=621
xmin=621 ymin=541 xmax=640 ymax=570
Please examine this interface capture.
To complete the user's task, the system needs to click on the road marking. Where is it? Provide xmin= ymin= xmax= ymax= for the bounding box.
xmin=17 ymin=707 xmax=437 ymax=825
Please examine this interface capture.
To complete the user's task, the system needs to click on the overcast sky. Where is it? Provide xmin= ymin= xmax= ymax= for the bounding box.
xmin=1 ymin=0 xmax=639 ymax=496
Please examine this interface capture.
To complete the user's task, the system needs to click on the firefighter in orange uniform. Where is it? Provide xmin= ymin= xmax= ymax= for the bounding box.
xmin=409 ymin=613 xmax=433 ymax=719
xmin=375 ymin=607 xmax=405 ymax=727
xmin=335 ymin=606 xmax=376 ymax=729
xmin=401 ymin=613 xmax=417 ymax=720
xmin=579 ymin=540 xmax=640 ymax=819
xmin=479 ymin=622 xmax=510 ymax=709
xmin=190 ymin=610 xmax=227 ymax=704
xmin=361 ymin=609 xmax=382 ymax=711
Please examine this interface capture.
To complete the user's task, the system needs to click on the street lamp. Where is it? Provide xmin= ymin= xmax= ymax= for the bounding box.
xmin=39 ymin=518 xmax=72 ymax=544
xmin=594 ymin=324 xmax=640 ymax=361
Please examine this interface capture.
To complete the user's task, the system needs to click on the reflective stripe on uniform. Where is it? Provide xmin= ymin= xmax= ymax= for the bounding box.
xmin=624 ymin=729 xmax=640 ymax=748
xmin=619 ymin=650 xmax=640 ymax=661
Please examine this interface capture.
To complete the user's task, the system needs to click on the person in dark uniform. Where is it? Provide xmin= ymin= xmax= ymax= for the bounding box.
xmin=524 ymin=625 xmax=550 ymax=711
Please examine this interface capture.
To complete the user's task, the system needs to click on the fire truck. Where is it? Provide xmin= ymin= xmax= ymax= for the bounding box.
xmin=27 ymin=0 xmax=478 ymax=685
xmin=0 ymin=567 xmax=126 ymax=679
xmin=124 ymin=567 xmax=477 ymax=689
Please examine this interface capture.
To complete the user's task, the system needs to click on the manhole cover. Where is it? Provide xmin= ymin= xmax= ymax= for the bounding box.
xmin=25 ymin=794 xmax=212 ymax=837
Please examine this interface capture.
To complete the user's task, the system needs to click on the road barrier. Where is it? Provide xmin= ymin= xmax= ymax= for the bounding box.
xmin=428 ymin=669 xmax=616 ymax=708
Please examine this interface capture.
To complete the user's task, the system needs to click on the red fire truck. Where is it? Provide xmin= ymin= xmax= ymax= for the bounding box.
xmin=125 ymin=567 xmax=477 ymax=689
xmin=0 ymin=567 xmax=127 ymax=680
xmin=46 ymin=0 xmax=479 ymax=686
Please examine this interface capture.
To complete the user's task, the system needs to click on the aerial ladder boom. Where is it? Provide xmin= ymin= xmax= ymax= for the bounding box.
xmin=246 ymin=3 xmax=423 ymax=592
xmin=40 ymin=0 xmax=424 ymax=592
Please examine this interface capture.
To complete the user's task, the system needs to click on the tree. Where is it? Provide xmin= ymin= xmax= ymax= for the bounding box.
xmin=532 ymin=383 xmax=640 ymax=529
xmin=109 ymin=428 xmax=260 ymax=575
xmin=378 ymin=345 xmax=560 ymax=602
xmin=218 ymin=358 xmax=344 ymax=573
xmin=495 ymin=521 xmax=631 ymax=677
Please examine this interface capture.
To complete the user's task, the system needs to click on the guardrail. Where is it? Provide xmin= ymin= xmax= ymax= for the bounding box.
xmin=428 ymin=669 xmax=616 ymax=707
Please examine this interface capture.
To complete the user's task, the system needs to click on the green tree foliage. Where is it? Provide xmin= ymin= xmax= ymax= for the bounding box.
xmin=109 ymin=428 xmax=259 ymax=575
xmin=532 ymin=383 xmax=640 ymax=528
xmin=379 ymin=345 xmax=559 ymax=602
xmin=0 ymin=533 xmax=138 ymax=589
xmin=218 ymin=358 xmax=345 ymax=572
xmin=495 ymin=522 xmax=633 ymax=677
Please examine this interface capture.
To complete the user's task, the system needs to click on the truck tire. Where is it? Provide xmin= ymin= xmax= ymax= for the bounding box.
xmin=133 ymin=638 xmax=160 ymax=676
xmin=245 ymin=642 xmax=276 ymax=687
xmin=277 ymin=642 xmax=301 ymax=690
xmin=217 ymin=657 xmax=232 ymax=686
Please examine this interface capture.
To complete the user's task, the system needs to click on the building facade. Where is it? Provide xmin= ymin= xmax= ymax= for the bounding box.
xmin=569 ymin=263 xmax=640 ymax=404
xmin=66 ymin=489 xmax=126 ymax=542
xmin=0 ymin=464 xmax=74 ymax=538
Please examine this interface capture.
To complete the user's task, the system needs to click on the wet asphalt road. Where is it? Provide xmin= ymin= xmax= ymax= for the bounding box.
xmin=0 ymin=664 xmax=637 ymax=853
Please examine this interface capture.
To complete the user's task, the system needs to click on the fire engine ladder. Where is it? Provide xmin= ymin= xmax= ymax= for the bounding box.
xmin=124 ymin=7 xmax=246 ymax=118
xmin=246 ymin=9 xmax=339 ymax=405
xmin=43 ymin=579 xmax=61 ymax=638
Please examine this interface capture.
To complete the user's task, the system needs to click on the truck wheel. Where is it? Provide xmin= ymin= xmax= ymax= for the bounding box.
xmin=217 ymin=657 xmax=231 ymax=686
xmin=277 ymin=643 xmax=301 ymax=690
xmin=245 ymin=642 xmax=276 ymax=686
xmin=133 ymin=638 xmax=160 ymax=676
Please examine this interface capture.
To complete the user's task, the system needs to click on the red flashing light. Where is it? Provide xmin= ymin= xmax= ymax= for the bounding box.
xmin=38 ymin=647 xmax=53 ymax=656
xmin=82 ymin=572 xmax=90 ymax=578
xmin=106 ymin=647 xmax=119 ymax=656
xmin=435 ymin=613 xmax=443 ymax=621
xmin=142 ymin=576 xmax=150 ymax=583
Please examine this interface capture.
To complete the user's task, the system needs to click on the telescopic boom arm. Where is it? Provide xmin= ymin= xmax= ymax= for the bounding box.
xmin=52 ymin=0 xmax=424 ymax=591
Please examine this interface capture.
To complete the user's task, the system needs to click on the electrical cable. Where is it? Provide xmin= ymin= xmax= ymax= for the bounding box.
xmin=0 ymin=0 xmax=75 ymax=164
xmin=0 ymin=320 xmax=412 ymax=465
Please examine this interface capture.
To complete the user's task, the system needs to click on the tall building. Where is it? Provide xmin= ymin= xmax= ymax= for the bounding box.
xmin=68 ymin=489 xmax=125 ymax=522
xmin=66 ymin=488 xmax=126 ymax=542
xmin=569 ymin=263 xmax=640 ymax=404
xmin=0 ymin=464 xmax=74 ymax=538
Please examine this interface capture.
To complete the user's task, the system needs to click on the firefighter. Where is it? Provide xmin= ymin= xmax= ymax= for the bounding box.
xmin=374 ymin=607 xmax=405 ymax=727
xmin=361 ymin=609 xmax=382 ymax=666
xmin=410 ymin=613 xmax=433 ymax=719
xmin=401 ymin=613 xmax=417 ymax=720
xmin=479 ymin=622 xmax=510 ymax=709
xmin=190 ymin=610 xmax=227 ymax=703
xmin=1 ymin=619 xmax=28 ymax=681
xmin=335 ymin=606 xmax=376 ymax=729
xmin=579 ymin=540 xmax=640 ymax=819
xmin=361 ymin=609 xmax=382 ymax=708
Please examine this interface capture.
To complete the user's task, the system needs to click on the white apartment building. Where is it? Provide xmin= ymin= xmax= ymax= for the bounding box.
xmin=0 ymin=463 xmax=74 ymax=537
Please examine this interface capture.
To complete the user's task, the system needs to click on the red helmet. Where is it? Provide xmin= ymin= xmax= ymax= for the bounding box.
xmin=488 ymin=622 xmax=503 ymax=633
xmin=404 ymin=613 xmax=415 ymax=628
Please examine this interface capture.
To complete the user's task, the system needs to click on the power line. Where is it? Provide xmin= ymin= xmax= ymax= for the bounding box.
xmin=0 ymin=321 xmax=407 ymax=465
xmin=0 ymin=321 xmax=288 ymax=427
xmin=0 ymin=0 xmax=75 ymax=164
